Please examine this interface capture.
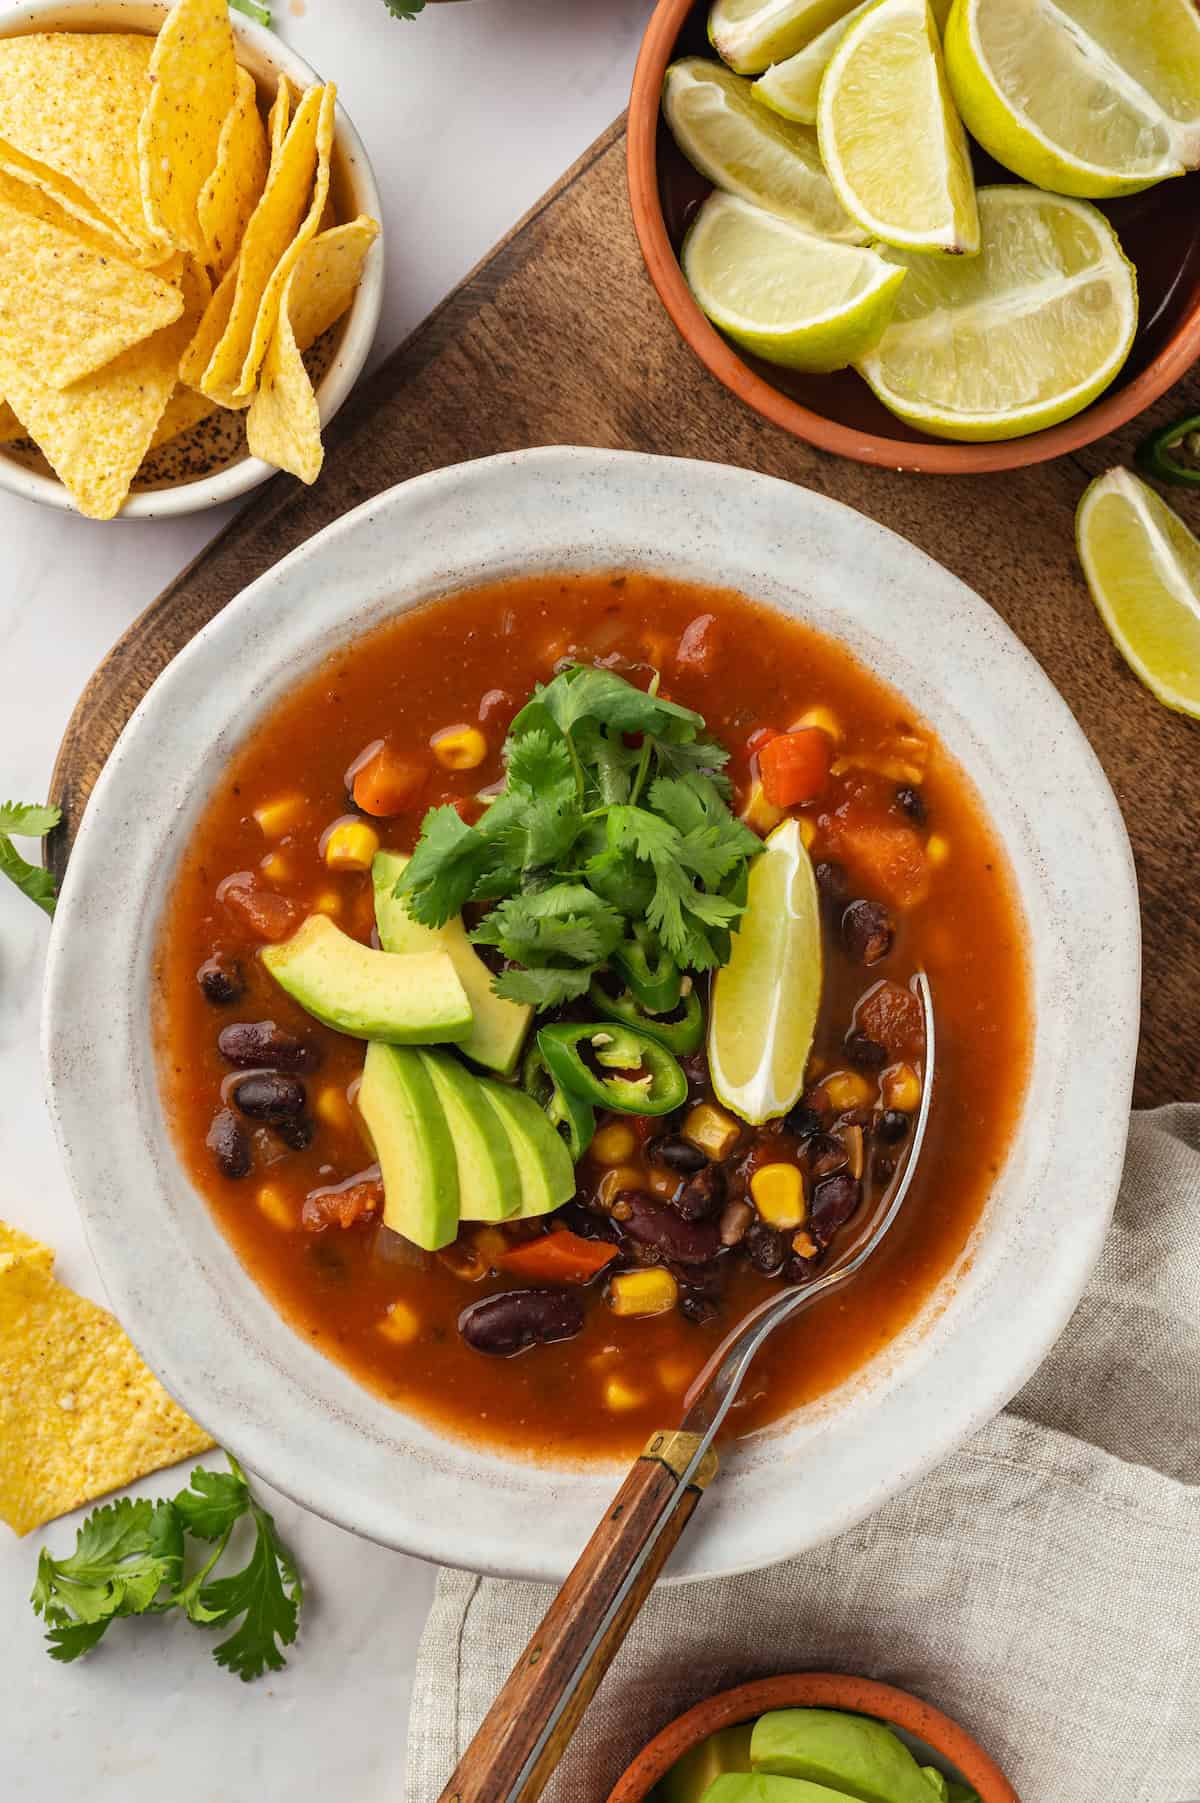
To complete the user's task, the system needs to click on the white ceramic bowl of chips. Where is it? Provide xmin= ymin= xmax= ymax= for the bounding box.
xmin=0 ymin=0 xmax=383 ymax=520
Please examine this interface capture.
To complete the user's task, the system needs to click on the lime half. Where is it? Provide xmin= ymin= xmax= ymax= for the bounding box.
xmin=1076 ymin=468 xmax=1200 ymax=719
xmin=709 ymin=818 xmax=822 ymax=1125
xmin=682 ymin=191 xmax=905 ymax=371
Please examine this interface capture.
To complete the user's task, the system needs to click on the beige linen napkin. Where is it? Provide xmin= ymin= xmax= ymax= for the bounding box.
xmin=407 ymin=1107 xmax=1200 ymax=1803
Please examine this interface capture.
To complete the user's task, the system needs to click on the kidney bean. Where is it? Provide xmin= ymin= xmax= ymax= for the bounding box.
xmin=673 ymin=1163 xmax=726 ymax=1222
xmin=206 ymin=1108 xmax=250 ymax=1179
xmin=719 ymin=1199 xmax=754 ymax=1247
xmin=217 ymin=1021 xmax=322 ymax=1072
xmin=841 ymin=899 xmax=895 ymax=966
xmin=810 ymin=1174 xmax=863 ymax=1243
xmin=844 ymin=1029 xmax=887 ymax=1071
xmin=895 ymin=785 xmax=926 ymax=824
xmin=197 ymin=955 xmax=244 ymax=1005
xmin=617 ymin=1193 xmax=723 ymax=1265
xmin=878 ymin=1108 xmax=911 ymax=1144
xmin=650 ymin=1135 xmax=708 ymax=1175
xmin=744 ymin=1221 xmax=786 ymax=1276
xmin=814 ymin=859 xmax=848 ymax=902
xmin=459 ymin=1288 xmax=585 ymax=1357
xmin=232 ymin=1072 xmax=307 ymax=1122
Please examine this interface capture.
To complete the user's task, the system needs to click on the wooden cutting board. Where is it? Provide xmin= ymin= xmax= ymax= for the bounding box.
xmin=48 ymin=117 xmax=1199 ymax=1108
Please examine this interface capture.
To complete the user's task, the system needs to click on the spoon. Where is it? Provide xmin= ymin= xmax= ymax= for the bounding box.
xmin=437 ymin=972 xmax=936 ymax=1803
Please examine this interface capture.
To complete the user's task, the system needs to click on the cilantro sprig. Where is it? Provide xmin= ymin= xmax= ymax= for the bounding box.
xmin=32 ymin=1454 xmax=302 ymax=1682
xmin=398 ymin=665 xmax=762 ymax=1008
xmin=0 ymin=800 xmax=60 ymax=916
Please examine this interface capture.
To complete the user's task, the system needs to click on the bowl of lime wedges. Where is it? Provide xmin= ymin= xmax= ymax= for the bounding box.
xmin=628 ymin=0 xmax=1200 ymax=473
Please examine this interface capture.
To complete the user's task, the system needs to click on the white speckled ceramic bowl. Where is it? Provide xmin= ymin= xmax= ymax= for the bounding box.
xmin=43 ymin=449 xmax=1139 ymax=1581
xmin=0 ymin=0 xmax=383 ymax=520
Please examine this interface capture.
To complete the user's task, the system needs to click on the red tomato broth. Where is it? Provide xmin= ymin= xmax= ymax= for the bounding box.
xmin=155 ymin=571 xmax=1031 ymax=1462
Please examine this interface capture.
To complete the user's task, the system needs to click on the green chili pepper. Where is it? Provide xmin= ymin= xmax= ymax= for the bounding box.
xmin=587 ymin=976 xmax=704 ymax=1054
xmin=1136 ymin=412 xmax=1200 ymax=486
xmin=520 ymin=1043 xmax=595 ymax=1160
xmin=610 ymin=926 xmax=681 ymax=1014
xmin=537 ymin=1021 xmax=688 ymax=1117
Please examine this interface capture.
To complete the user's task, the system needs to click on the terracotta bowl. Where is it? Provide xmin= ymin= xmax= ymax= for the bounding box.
xmin=627 ymin=0 xmax=1200 ymax=474
xmin=607 ymin=1673 xmax=1020 ymax=1802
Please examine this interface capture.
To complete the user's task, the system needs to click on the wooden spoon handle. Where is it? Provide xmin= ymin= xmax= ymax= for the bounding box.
xmin=436 ymin=1430 xmax=720 ymax=1803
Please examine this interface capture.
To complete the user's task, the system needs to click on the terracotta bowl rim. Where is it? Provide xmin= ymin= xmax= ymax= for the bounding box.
xmin=605 ymin=1671 xmax=1020 ymax=1801
xmin=626 ymin=0 xmax=1200 ymax=475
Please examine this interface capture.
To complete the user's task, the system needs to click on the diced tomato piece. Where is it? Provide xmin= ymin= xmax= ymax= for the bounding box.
xmin=301 ymin=1177 xmax=384 ymax=1232
xmin=833 ymin=821 xmax=930 ymax=909
xmin=746 ymin=725 xmax=782 ymax=762
xmin=675 ymin=612 xmax=720 ymax=675
xmin=495 ymin=1229 xmax=618 ymax=1284
xmin=759 ymin=728 xmax=832 ymax=809
xmin=855 ymin=980 xmax=924 ymax=1059
xmin=217 ymin=873 xmax=299 ymax=942
xmin=352 ymin=745 xmax=427 ymax=818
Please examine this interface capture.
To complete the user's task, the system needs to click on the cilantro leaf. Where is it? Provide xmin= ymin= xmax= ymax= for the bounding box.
xmin=0 ymin=799 xmax=60 ymax=916
xmin=382 ymin=0 xmax=426 ymax=16
xmin=510 ymin=665 xmax=704 ymax=744
xmin=173 ymin=1462 xmax=249 ymax=1542
xmin=472 ymin=884 xmax=624 ymax=967
xmin=191 ymin=1479 xmax=301 ymax=1682
xmin=31 ymin=1498 xmax=182 ymax=1653
xmin=491 ymin=965 xmax=594 ymax=1008
xmin=396 ymin=805 xmax=491 ymax=926
xmin=0 ymin=801 xmax=60 ymax=836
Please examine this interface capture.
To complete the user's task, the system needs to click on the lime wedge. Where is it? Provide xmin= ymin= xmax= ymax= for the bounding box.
xmin=945 ymin=0 xmax=1200 ymax=200
xmin=709 ymin=818 xmax=822 ymax=1125
xmin=682 ymin=191 xmax=905 ymax=371
xmin=710 ymin=0 xmax=866 ymax=75
xmin=857 ymin=186 xmax=1137 ymax=441
xmin=755 ymin=0 xmax=952 ymax=123
xmin=663 ymin=58 xmax=866 ymax=242
xmin=817 ymin=0 xmax=979 ymax=255
xmin=1076 ymin=467 xmax=1200 ymax=719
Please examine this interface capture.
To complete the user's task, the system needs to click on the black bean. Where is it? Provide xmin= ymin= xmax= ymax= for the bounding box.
xmin=875 ymin=1156 xmax=897 ymax=1182
xmin=197 ymin=955 xmax=244 ymax=1005
xmin=673 ymin=1163 xmax=727 ymax=1222
xmin=679 ymin=1050 xmax=711 ymax=1101
xmin=650 ymin=1135 xmax=708 ymax=1175
xmin=232 ymin=1072 xmax=307 ymax=1122
xmin=810 ymin=1174 xmax=863 ymax=1243
xmin=744 ymin=1221 xmax=786 ymax=1276
xmin=808 ymin=1131 xmax=849 ymax=1179
xmin=841 ymin=900 xmax=895 ymax=966
xmin=680 ymin=1290 xmax=719 ymax=1326
xmin=895 ymin=785 xmax=926 ymax=824
xmin=617 ymin=1193 xmax=723 ymax=1265
xmin=719 ymin=1199 xmax=754 ymax=1247
xmin=783 ymin=1253 xmax=816 ymax=1286
xmin=782 ymin=1102 xmax=823 ymax=1141
xmin=878 ymin=1109 xmax=911 ymax=1143
xmin=557 ymin=1200 xmax=618 ymax=1243
xmin=217 ymin=1020 xmax=322 ymax=1072
xmin=814 ymin=859 xmax=848 ymax=902
xmin=459 ymin=1288 xmax=585 ymax=1357
xmin=273 ymin=1116 xmax=315 ymax=1151
xmin=206 ymin=1108 xmax=250 ymax=1179
xmin=844 ymin=1030 xmax=888 ymax=1071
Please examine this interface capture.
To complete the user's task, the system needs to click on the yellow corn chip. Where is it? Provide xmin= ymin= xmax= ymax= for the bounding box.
xmin=0 ymin=1250 xmax=212 ymax=1537
xmin=268 ymin=71 xmax=293 ymax=158
xmin=0 ymin=258 xmax=210 ymax=519
xmin=247 ymin=216 xmax=378 ymax=484
xmin=0 ymin=401 xmax=22 ymax=442
xmin=194 ymin=82 xmax=332 ymax=407
xmin=0 ymin=1221 xmax=54 ymax=1271
xmin=0 ymin=135 xmax=143 ymax=263
xmin=198 ymin=65 xmax=268 ymax=278
xmin=0 ymin=35 xmax=169 ymax=262
xmin=150 ymin=381 xmax=220 ymax=449
xmin=0 ymin=175 xmax=183 ymax=390
xmin=138 ymin=0 xmax=238 ymax=261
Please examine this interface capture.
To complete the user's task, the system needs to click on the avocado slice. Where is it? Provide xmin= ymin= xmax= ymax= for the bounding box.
xmin=358 ymin=1042 xmax=459 ymax=1250
xmin=946 ymin=1787 xmax=981 ymax=1803
xmin=373 ymin=852 xmax=531 ymax=1074
xmin=659 ymin=1724 xmax=753 ymax=1803
xmin=477 ymin=1078 xmax=575 ymax=1220
xmin=921 ymin=1770 xmax=949 ymax=1800
xmin=417 ymin=1051 xmax=520 ymax=1223
xmin=701 ymin=1778 xmax=853 ymax=1803
xmin=262 ymin=915 xmax=472 ymax=1044
xmin=751 ymin=1710 xmax=938 ymax=1803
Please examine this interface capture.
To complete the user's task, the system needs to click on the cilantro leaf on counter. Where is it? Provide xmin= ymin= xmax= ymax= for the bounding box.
xmin=0 ymin=800 xmax=61 ymax=916
xmin=381 ymin=0 xmax=427 ymax=18
xmin=228 ymin=0 xmax=272 ymax=24
xmin=32 ymin=1498 xmax=183 ymax=1661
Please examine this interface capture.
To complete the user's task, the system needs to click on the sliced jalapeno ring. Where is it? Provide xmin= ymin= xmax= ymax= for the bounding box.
xmin=520 ymin=1042 xmax=596 ymax=1160
xmin=1136 ymin=412 xmax=1200 ymax=486
xmin=587 ymin=975 xmax=704 ymax=1055
xmin=537 ymin=1021 xmax=688 ymax=1117
xmin=610 ymin=926 xmax=682 ymax=1014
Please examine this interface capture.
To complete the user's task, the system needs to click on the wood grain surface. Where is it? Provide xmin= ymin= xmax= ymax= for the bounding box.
xmin=48 ymin=116 xmax=1199 ymax=1107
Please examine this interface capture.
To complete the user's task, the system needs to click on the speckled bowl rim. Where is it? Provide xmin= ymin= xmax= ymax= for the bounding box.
xmin=0 ymin=0 xmax=383 ymax=521
xmin=606 ymin=1673 xmax=1019 ymax=1801
xmin=626 ymin=0 xmax=1200 ymax=475
xmin=42 ymin=448 xmax=1139 ymax=1582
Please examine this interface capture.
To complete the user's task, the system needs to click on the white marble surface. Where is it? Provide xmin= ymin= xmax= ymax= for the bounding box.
xmin=0 ymin=2 xmax=650 ymax=1796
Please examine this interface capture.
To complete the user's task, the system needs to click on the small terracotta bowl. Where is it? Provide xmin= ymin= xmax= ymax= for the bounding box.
xmin=627 ymin=0 xmax=1200 ymax=474
xmin=607 ymin=1672 xmax=1020 ymax=1801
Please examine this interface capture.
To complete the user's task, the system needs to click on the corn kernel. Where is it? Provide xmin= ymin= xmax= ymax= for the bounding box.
xmin=740 ymin=779 xmax=785 ymax=836
xmin=646 ymin=1166 xmax=680 ymax=1201
xmin=596 ymin=1165 xmax=644 ymax=1208
xmin=315 ymin=1085 xmax=353 ymax=1131
xmin=259 ymin=851 xmax=290 ymax=882
xmin=791 ymin=705 xmax=843 ymax=745
xmin=683 ymin=1102 xmax=740 ymax=1161
xmin=253 ymin=794 xmax=306 ymax=839
xmin=432 ymin=725 xmax=488 ymax=771
xmin=926 ymin=833 xmax=950 ymax=867
xmin=312 ymin=890 xmax=343 ymax=918
xmin=377 ymin=1300 xmax=421 ymax=1344
xmin=603 ymin=1375 xmax=647 ymax=1412
xmin=798 ymin=816 xmax=817 ymax=850
xmin=821 ymin=1070 xmax=872 ymax=1112
xmin=323 ymin=818 xmax=381 ymax=873
xmin=750 ymin=1163 xmax=807 ymax=1230
xmin=608 ymin=1268 xmax=679 ymax=1318
xmin=792 ymin=1229 xmax=817 ymax=1258
xmin=882 ymin=1063 xmax=922 ymax=1113
xmin=256 ymin=1184 xmax=296 ymax=1231
xmin=591 ymin=1123 xmax=637 ymax=1167
xmin=844 ymin=1122 xmax=865 ymax=1181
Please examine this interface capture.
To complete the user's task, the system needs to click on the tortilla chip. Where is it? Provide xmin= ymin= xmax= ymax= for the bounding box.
xmin=149 ymin=381 xmax=220 ymax=449
xmin=247 ymin=216 xmax=378 ymax=483
xmin=0 ymin=400 xmax=22 ymax=442
xmin=0 ymin=1246 xmax=212 ymax=1537
xmin=178 ymin=255 xmax=238 ymax=394
xmin=0 ymin=174 xmax=183 ymax=389
xmin=198 ymin=65 xmax=268 ymax=278
xmin=0 ymin=35 xmax=168 ymax=263
xmin=0 ymin=134 xmax=142 ymax=263
xmin=0 ymin=1222 xmax=54 ymax=1272
xmin=0 ymin=258 xmax=210 ymax=519
xmin=138 ymin=0 xmax=238 ymax=261
xmin=193 ymin=81 xmax=332 ymax=407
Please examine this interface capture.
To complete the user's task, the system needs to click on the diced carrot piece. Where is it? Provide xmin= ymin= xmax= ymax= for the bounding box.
xmin=835 ymin=821 xmax=930 ymax=909
xmin=496 ymin=1230 xmax=618 ymax=1284
xmin=759 ymin=728 xmax=832 ymax=809
xmin=217 ymin=873 xmax=299 ymax=942
xmin=746 ymin=725 xmax=782 ymax=761
xmin=352 ymin=745 xmax=427 ymax=818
